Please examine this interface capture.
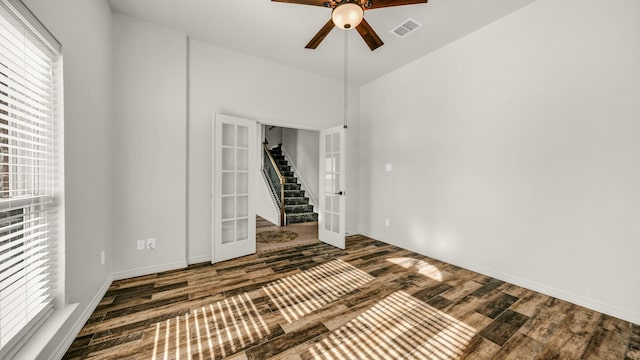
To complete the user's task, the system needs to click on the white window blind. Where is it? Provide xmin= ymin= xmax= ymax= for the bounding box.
xmin=0 ymin=0 xmax=61 ymax=357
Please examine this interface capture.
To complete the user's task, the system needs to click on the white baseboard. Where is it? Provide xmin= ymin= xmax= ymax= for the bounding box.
xmin=357 ymin=231 xmax=640 ymax=325
xmin=49 ymin=275 xmax=112 ymax=360
xmin=188 ymin=254 xmax=211 ymax=265
xmin=112 ymin=260 xmax=188 ymax=281
xmin=483 ymin=266 xmax=640 ymax=325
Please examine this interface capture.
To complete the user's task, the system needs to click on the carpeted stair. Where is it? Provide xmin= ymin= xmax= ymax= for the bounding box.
xmin=269 ymin=145 xmax=318 ymax=224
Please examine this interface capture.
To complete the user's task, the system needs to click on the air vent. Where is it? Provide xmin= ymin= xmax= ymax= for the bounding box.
xmin=391 ymin=18 xmax=422 ymax=38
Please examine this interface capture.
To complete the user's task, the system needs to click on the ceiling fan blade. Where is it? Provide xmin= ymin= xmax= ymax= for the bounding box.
xmin=305 ymin=19 xmax=335 ymax=49
xmin=369 ymin=0 xmax=428 ymax=9
xmin=356 ymin=18 xmax=384 ymax=51
xmin=271 ymin=0 xmax=327 ymax=7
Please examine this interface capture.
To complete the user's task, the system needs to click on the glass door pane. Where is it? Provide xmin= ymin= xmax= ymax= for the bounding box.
xmin=318 ymin=125 xmax=346 ymax=249
xmin=214 ymin=114 xmax=256 ymax=262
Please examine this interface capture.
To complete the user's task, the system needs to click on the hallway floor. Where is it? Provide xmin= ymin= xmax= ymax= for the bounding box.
xmin=63 ymin=236 xmax=638 ymax=359
xmin=256 ymin=216 xmax=319 ymax=253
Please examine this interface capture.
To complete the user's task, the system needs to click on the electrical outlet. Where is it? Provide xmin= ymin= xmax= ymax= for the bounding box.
xmin=146 ymin=238 xmax=156 ymax=250
xmin=385 ymin=218 xmax=390 ymax=227
xmin=101 ymin=250 xmax=105 ymax=265
xmin=137 ymin=239 xmax=145 ymax=250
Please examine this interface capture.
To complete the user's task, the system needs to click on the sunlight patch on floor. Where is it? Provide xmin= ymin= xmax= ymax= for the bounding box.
xmin=263 ymin=259 xmax=374 ymax=323
xmin=150 ymin=293 xmax=270 ymax=360
xmin=387 ymin=257 xmax=446 ymax=281
xmin=307 ymin=291 xmax=476 ymax=360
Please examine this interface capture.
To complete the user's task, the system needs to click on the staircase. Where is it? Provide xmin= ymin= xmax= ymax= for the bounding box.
xmin=269 ymin=145 xmax=318 ymax=224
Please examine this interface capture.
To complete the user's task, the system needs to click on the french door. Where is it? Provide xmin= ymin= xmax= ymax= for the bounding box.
xmin=212 ymin=114 xmax=256 ymax=263
xmin=318 ymin=125 xmax=346 ymax=249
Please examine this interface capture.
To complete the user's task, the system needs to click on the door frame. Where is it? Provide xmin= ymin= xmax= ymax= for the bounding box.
xmin=210 ymin=115 xmax=348 ymax=261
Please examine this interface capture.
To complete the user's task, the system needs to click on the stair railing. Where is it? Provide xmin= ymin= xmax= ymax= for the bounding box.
xmin=262 ymin=143 xmax=286 ymax=225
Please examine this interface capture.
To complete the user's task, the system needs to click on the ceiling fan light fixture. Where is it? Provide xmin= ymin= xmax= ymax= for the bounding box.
xmin=331 ymin=2 xmax=364 ymax=30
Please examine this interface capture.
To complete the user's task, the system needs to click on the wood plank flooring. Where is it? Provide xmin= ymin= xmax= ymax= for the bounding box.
xmin=63 ymin=235 xmax=639 ymax=359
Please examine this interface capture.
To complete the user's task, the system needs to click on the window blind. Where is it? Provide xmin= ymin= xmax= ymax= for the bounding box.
xmin=0 ymin=0 xmax=60 ymax=357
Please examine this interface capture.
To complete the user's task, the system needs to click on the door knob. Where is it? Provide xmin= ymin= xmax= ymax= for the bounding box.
xmin=335 ymin=191 xmax=345 ymax=196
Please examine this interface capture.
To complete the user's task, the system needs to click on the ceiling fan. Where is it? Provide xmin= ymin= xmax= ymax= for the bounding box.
xmin=272 ymin=0 xmax=428 ymax=51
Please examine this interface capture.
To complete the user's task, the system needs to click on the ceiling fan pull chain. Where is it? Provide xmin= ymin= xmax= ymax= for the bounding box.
xmin=344 ymin=30 xmax=348 ymax=129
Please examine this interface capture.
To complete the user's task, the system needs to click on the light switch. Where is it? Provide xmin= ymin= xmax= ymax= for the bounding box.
xmin=385 ymin=164 xmax=392 ymax=172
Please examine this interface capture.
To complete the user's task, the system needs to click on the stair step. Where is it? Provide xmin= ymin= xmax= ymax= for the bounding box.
xmin=286 ymin=212 xmax=318 ymax=224
xmin=283 ymin=183 xmax=301 ymax=190
xmin=272 ymin=155 xmax=285 ymax=161
xmin=285 ymin=197 xmax=309 ymax=205
xmin=278 ymin=165 xmax=291 ymax=172
xmin=284 ymin=189 xmax=305 ymax=198
xmin=284 ymin=176 xmax=297 ymax=184
xmin=285 ymin=204 xmax=314 ymax=213
xmin=281 ymin=170 xmax=294 ymax=177
xmin=276 ymin=160 xmax=288 ymax=166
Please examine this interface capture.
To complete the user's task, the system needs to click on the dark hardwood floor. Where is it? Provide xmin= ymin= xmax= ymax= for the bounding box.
xmin=63 ymin=235 xmax=639 ymax=359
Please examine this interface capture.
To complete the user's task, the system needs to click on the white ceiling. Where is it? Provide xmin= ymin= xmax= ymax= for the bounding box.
xmin=108 ymin=0 xmax=538 ymax=85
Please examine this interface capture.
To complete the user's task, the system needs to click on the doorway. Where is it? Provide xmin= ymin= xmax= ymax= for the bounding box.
xmin=256 ymin=125 xmax=321 ymax=252
xmin=212 ymin=117 xmax=347 ymax=263
xmin=257 ymin=125 xmax=321 ymax=227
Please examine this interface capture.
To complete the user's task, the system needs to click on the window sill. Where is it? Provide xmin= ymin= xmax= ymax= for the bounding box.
xmin=13 ymin=303 xmax=78 ymax=360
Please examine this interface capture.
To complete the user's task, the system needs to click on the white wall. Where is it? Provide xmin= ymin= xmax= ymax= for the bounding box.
xmin=359 ymin=0 xmax=640 ymax=323
xmin=264 ymin=125 xmax=282 ymax=148
xmin=21 ymin=0 xmax=114 ymax=357
xmin=256 ymin=174 xmax=280 ymax=226
xmin=282 ymin=128 xmax=319 ymax=207
xmin=111 ymin=14 xmax=187 ymax=277
xmin=188 ymin=39 xmax=360 ymax=262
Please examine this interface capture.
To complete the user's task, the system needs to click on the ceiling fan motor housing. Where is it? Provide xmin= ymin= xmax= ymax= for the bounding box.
xmin=324 ymin=0 xmax=372 ymax=9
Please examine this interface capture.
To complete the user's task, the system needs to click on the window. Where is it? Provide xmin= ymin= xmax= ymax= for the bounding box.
xmin=0 ymin=0 xmax=61 ymax=357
